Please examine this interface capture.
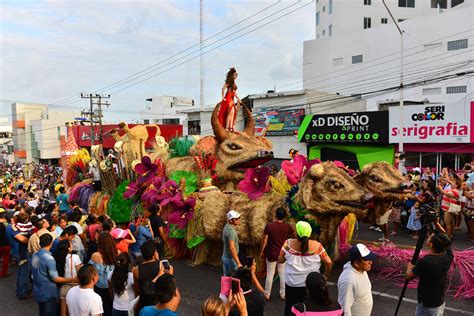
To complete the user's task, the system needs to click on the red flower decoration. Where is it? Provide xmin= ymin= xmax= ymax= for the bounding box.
xmin=238 ymin=167 xmax=271 ymax=200
xmin=282 ymin=155 xmax=321 ymax=186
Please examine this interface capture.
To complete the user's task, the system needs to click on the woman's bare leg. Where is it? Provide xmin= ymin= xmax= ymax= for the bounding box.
xmin=226 ymin=103 xmax=235 ymax=131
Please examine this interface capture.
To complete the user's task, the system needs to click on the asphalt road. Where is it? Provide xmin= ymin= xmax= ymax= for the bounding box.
xmin=0 ymin=222 xmax=472 ymax=315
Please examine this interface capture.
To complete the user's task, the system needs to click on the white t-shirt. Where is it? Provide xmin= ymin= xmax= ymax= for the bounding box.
xmin=66 ymin=286 xmax=103 ymax=316
xmin=70 ymin=222 xmax=85 ymax=251
xmin=337 ymin=262 xmax=373 ymax=316
xmin=64 ymin=254 xmax=82 ymax=279
xmin=107 ymin=270 xmax=135 ymax=311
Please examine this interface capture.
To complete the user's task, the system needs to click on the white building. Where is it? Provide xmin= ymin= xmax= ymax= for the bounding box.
xmin=304 ymin=0 xmax=473 ymax=111
xmin=11 ymin=103 xmax=80 ymax=164
xmin=0 ymin=118 xmax=13 ymax=164
xmin=141 ymin=96 xmax=195 ymax=127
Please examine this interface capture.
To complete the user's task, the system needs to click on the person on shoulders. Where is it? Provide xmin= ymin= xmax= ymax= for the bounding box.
xmin=66 ymin=264 xmax=104 ymax=316
xmin=337 ymin=243 xmax=376 ymax=316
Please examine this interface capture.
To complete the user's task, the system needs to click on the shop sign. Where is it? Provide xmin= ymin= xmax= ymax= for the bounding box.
xmin=389 ymin=103 xmax=472 ymax=143
xmin=298 ymin=111 xmax=389 ymax=144
xmin=254 ymin=109 xmax=304 ymax=136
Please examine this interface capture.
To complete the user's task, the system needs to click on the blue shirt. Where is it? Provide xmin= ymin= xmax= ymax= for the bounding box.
xmin=31 ymin=248 xmax=59 ymax=302
xmin=5 ymin=224 xmax=28 ymax=260
xmin=50 ymin=238 xmax=60 ymax=254
xmin=57 ymin=193 xmax=69 ymax=212
xmin=139 ymin=306 xmax=178 ymax=316
xmin=129 ymin=224 xmax=153 ymax=254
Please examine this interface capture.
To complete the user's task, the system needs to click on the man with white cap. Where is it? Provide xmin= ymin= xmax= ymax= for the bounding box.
xmin=222 ymin=210 xmax=242 ymax=276
xmin=337 ymin=243 xmax=377 ymax=316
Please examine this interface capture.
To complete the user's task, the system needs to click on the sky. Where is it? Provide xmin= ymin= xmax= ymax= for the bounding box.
xmin=0 ymin=0 xmax=314 ymax=122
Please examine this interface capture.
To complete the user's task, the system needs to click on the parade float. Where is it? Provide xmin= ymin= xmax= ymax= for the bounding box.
xmin=62 ymin=93 xmax=473 ymax=299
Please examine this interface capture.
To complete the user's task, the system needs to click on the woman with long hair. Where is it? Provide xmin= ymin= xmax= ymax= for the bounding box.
xmin=108 ymin=252 xmax=135 ymax=316
xmin=278 ymin=221 xmax=333 ymax=316
xmin=291 ymin=272 xmax=342 ymax=315
xmin=90 ymin=231 xmax=118 ymax=316
xmin=201 ymin=293 xmax=248 ymax=316
xmin=219 ymin=67 xmax=241 ymax=132
xmin=53 ymin=239 xmax=82 ymax=316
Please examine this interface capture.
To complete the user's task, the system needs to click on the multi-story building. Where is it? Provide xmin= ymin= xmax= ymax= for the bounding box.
xmin=0 ymin=118 xmax=13 ymax=164
xmin=141 ymin=96 xmax=195 ymax=134
xmin=304 ymin=0 xmax=472 ymax=110
xmin=11 ymin=103 xmax=80 ymax=164
xmin=303 ymin=0 xmax=473 ymax=170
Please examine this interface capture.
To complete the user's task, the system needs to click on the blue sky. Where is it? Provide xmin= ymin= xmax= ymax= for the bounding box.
xmin=0 ymin=0 xmax=314 ymax=122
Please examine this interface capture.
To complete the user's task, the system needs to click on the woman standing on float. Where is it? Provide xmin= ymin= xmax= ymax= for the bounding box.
xmin=219 ymin=67 xmax=241 ymax=132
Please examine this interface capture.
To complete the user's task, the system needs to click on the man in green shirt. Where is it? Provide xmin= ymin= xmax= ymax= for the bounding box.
xmin=222 ymin=210 xmax=242 ymax=276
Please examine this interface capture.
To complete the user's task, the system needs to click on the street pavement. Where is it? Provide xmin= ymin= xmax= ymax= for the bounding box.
xmin=0 ymin=222 xmax=472 ymax=315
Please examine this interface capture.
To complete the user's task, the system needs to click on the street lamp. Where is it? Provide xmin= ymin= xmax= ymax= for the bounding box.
xmin=382 ymin=0 xmax=404 ymax=173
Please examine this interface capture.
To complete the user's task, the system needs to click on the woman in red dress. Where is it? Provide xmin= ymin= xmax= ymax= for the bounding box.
xmin=219 ymin=67 xmax=241 ymax=132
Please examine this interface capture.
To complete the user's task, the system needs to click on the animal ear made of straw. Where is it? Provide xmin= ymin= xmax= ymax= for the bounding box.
xmin=309 ymin=164 xmax=324 ymax=179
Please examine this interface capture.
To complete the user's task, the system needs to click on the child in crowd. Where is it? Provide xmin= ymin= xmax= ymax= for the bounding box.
xmin=407 ymin=201 xmax=422 ymax=239
xmin=111 ymin=228 xmax=136 ymax=254
xmin=15 ymin=212 xmax=34 ymax=236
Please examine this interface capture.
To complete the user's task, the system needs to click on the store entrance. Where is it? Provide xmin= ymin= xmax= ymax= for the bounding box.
xmin=321 ymin=147 xmax=360 ymax=171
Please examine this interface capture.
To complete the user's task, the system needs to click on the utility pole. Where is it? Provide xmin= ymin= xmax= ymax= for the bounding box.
xmin=382 ymin=0 xmax=404 ymax=174
xmin=81 ymin=93 xmax=111 ymax=146
xmin=200 ymin=0 xmax=205 ymax=108
xmin=94 ymin=94 xmax=110 ymax=144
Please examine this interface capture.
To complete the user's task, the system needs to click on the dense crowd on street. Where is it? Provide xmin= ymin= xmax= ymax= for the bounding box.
xmin=0 ymin=160 xmax=470 ymax=316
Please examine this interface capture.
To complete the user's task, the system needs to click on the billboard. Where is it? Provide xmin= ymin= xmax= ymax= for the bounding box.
xmin=298 ymin=111 xmax=389 ymax=144
xmin=71 ymin=124 xmax=182 ymax=149
xmin=389 ymin=103 xmax=473 ymax=143
xmin=254 ymin=109 xmax=304 ymax=136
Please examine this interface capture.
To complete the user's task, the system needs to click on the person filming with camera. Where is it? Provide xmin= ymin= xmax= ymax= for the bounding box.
xmin=405 ymin=221 xmax=453 ymax=316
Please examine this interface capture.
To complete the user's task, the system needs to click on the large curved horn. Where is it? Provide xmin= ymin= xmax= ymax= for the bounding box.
xmin=211 ymin=102 xmax=229 ymax=142
xmin=242 ymin=105 xmax=255 ymax=136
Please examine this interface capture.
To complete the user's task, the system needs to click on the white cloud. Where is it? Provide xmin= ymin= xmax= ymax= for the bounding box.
xmin=0 ymin=0 xmax=314 ymax=121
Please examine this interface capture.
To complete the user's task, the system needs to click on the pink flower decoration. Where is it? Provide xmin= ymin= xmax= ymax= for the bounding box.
xmin=238 ymin=167 xmax=271 ymax=200
xmin=168 ymin=196 xmax=196 ymax=228
xmin=134 ymin=156 xmax=165 ymax=184
xmin=282 ymin=155 xmax=321 ymax=186
xmin=141 ymin=176 xmax=165 ymax=206
xmin=123 ymin=181 xmax=141 ymax=199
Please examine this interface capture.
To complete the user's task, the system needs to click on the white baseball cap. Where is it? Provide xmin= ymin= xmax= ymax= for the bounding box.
xmin=227 ymin=210 xmax=241 ymax=221
xmin=349 ymin=243 xmax=377 ymax=261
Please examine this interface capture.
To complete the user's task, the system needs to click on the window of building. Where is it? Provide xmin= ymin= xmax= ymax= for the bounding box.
xmin=316 ymin=11 xmax=320 ymax=25
xmin=363 ymin=17 xmax=371 ymax=29
xmin=447 ymin=39 xmax=468 ymax=50
xmin=381 ymin=18 xmax=388 ymax=24
xmin=323 ymin=29 xmax=326 ymax=36
xmin=446 ymin=86 xmax=467 ymax=94
xmin=364 ymin=0 xmax=371 ymax=5
xmin=333 ymin=57 xmax=343 ymax=66
xmin=323 ymin=6 xmax=326 ymax=12
xmin=422 ymin=87 xmax=441 ymax=95
xmin=399 ymin=0 xmax=415 ymax=8
xmin=162 ymin=118 xmax=180 ymax=124
xmin=398 ymin=19 xmax=406 ymax=22
xmin=423 ymin=42 xmax=442 ymax=51
xmin=352 ymin=54 xmax=363 ymax=64
xmin=329 ymin=0 xmax=333 ymax=14
xmin=328 ymin=24 xmax=332 ymax=36
xmin=188 ymin=121 xmax=201 ymax=135
xmin=431 ymin=0 xmax=447 ymax=8
xmin=451 ymin=0 xmax=464 ymax=8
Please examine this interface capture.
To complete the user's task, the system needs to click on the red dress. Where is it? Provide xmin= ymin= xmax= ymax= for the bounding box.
xmin=219 ymin=89 xmax=236 ymax=129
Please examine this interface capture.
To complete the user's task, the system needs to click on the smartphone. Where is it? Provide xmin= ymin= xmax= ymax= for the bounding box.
xmin=160 ymin=259 xmax=170 ymax=271
xmin=231 ymin=278 xmax=240 ymax=294
xmin=246 ymin=256 xmax=254 ymax=268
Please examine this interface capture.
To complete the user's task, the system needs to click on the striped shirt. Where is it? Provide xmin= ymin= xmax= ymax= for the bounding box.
xmin=441 ymin=188 xmax=460 ymax=211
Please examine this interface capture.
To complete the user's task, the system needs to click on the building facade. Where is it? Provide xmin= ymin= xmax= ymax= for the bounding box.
xmin=141 ymin=96 xmax=195 ymax=127
xmin=11 ymin=103 xmax=80 ymax=164
xmin=304 ymin=0 xmax=472 ymax=110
